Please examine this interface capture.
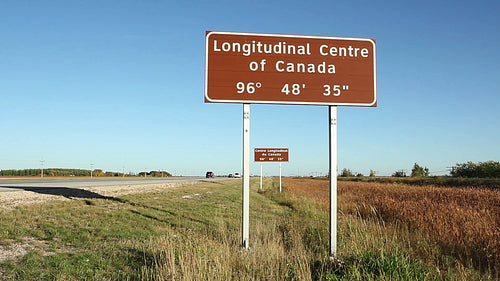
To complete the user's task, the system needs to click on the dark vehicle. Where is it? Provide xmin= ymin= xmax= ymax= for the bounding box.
xmin=206 ymin=171 xmax=214 ymax=178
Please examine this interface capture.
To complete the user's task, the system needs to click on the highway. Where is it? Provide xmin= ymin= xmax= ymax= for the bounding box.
xmin=0 ymin=177 xmax=212 ymax=192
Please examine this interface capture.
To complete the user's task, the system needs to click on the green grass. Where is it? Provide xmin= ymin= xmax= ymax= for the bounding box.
xmin=0 ymin=178 xmax=495 ymax=280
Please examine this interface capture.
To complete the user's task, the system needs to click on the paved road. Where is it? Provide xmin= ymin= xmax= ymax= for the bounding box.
xmin=0 ymin=177 xmax=219 ymax=192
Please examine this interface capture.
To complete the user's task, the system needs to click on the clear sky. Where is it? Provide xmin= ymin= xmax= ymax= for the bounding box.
xmin=1 ymin=0 xmax=499 ymax=176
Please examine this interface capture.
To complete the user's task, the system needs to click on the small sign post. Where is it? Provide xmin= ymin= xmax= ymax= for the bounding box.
xmin=254 ymin=148 xmax=289 ymax=192
xmin=205 ymin=31 xmax=376 ymax=257
xmin=260 ymin=163 xmax=263 ymax=190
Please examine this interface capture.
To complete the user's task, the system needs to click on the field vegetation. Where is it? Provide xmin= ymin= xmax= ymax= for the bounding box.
xmin=338 ymin=175 xmax=500 ymax=188
xmin=283 ymin=178 xmax=499 ymax=278
xmin=0 ymin=178 xmax=498 ymax=280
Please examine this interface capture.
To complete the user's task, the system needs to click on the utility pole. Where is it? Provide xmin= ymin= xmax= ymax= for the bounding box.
xmin=40 ymin=160 xmax=45 ymax=178
xmin=90 ymin=163 xmax=94 ymax=179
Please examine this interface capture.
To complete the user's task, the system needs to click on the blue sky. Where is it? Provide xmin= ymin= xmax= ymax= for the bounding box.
xmin=1 ymin=0 xmax=499 ymax=176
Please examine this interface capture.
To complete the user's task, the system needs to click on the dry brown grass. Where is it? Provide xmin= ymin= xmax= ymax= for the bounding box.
xmin=282 ymin=178 xmax=500 ymax=275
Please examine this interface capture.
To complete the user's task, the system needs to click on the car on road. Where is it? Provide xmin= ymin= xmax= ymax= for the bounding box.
xmin=234 ymin=173 xmax=241 ymax=178
xmin=206 ymin=171 xmax=214 ymax=178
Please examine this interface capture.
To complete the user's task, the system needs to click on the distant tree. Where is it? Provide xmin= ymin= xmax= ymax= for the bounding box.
xmin=411 ymin=163 xmax=429 ymax=177
xmin=340 ymin=168 xmax=354 ymax=177
xmin=93 ymin=169 xmax=104 ymax=177
xmin=149 ymin=171 xmax=172 ymax=177
xmin=369 ymin=170 xmax=376 ymax=177
xmin=392 ymin=170 xmax=406 ymax=177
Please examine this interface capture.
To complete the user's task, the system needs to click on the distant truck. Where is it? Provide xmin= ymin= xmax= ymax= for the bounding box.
xmin=206 ymin=171 xmax=214 ymax=178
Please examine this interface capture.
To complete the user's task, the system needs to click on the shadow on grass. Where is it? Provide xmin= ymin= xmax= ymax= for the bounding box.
xmin=200 ymin=180 xmax=227 ymax=185
xmin=0 ymin=185 xmax=213 ymax=279
xmin=0 ymin=184 xmax=209 ymax=230
xmin=0 ymin=185 xmax=112 ymax=200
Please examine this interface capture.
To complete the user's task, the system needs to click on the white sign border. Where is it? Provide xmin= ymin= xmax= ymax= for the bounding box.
xmin=205 ymin=31 xmax=377 ymax=107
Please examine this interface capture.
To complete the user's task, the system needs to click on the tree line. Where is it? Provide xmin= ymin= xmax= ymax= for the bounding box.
xmin=0 ymin=168 xmax=91 ymax=177
xmin=391 ymin=161 xmax=500 ymax=178
xmin=138 ymin=171 xmax=172 ymax=177
xmin=339 ymin=161 xmax=500 ymax=178
xmin=450 ymin=161 xmax=500 ymax=178
xmin=0 ymin=168 xmax=172 ymax=177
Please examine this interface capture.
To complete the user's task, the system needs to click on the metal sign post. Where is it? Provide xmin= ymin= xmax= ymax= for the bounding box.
xmin=329 ymin=106 xmax=338 ymax=257
xmin=242 ymin=104 xmax=251 ymax=249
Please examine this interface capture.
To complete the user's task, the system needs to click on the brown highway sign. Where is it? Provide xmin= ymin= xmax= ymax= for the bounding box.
xmin=254 ymin=148 xmax=289 ymax=162
xmin=205 ymin=31 xmax=376 ymax=106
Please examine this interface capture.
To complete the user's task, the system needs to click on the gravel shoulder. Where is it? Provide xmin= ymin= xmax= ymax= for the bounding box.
xmin=0 ymin=181 xmax=191 ymax=210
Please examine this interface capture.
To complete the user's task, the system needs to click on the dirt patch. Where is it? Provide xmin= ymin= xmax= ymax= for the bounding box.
xmin=0 ymin=236 xmax=49 ymax=263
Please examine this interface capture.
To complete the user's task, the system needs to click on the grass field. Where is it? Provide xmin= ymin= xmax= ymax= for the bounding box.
xmin=0 ymin=178 xmax=498 ymax=280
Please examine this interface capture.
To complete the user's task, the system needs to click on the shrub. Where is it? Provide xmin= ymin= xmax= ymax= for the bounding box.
xmin=369 ymin=170 xmax=376 ymax=177
xmin=450 ymin=161 xmax=500 ymax=178
xmin=392 ymin=170 xmax=406 ymax=177
xmin=411 ymin=163 xmax=429 ymax=177
xmin=340 ymin=168 xmax=354 ymax=177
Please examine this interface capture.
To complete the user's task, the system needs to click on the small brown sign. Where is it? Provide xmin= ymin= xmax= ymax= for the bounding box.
xmin=205 ymin=31 xmax=376 ymax=106
xmin=254 ymin=148 xmax=289 ymax=162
